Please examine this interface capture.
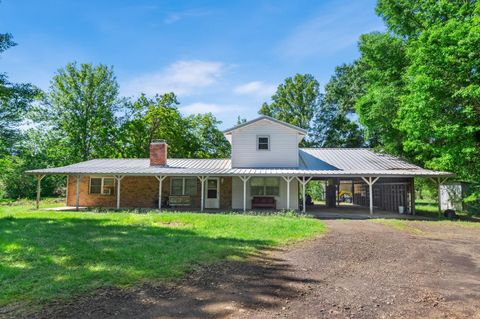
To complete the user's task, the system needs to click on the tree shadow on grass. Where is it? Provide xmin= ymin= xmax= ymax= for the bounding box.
xmin=0 ymin=216 xmax=319 ymax=319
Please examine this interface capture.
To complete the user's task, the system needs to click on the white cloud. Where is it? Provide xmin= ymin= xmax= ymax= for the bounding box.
xmin=180 ymin=102 xmax=242 ymax=115
xmin=233 ymin=81 xmax=276 ymax=98
xmin=123 ymin=60 xmax=226 ymax=96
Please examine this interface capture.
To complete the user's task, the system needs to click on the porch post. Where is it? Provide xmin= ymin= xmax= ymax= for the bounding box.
xmin=296 ymin=176 xmax=312 ymax=213
xmin=282 ymin=176 xmax=294 ymax=210
xmin=197 ymin=176 xmax=207 ymax=211
xmin=114 ymin=175 xmax=125 ymax=210
xmin=239 ymin=176 xmax=251 ymax=212
xmin=35 ymin=175 xmax=45 ymax=209
xmin=155 ymin=175 xmax=166 ymax=210
xmin=75 ymin=174 xmax=81 ymax=211
xmin=361 ymin=176 xmax=379 ymax=215
xmin=410 ymin=178 xmax=416 ymax=215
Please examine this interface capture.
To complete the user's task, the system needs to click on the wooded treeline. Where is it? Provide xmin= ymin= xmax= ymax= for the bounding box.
xmin=1 ymin=1 xmax=479 ymax=208
xmin=260 ymin=0 xmax=480 ymax=208
xmin=0 ymin=59 xmax=231 ymax=198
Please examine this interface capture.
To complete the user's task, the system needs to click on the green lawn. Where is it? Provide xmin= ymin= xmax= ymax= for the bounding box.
xmin=0 ymin=204 xmax=325 ymax=308
xmin=415 ymin=198 xmax=439 ymax=216
xmin=374 ymin=218 xmax=480 ymax=233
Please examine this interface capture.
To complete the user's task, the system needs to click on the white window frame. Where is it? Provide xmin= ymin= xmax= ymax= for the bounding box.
xmin=257 ymin=135 xmax=270 ymax=150
xmin=250 ymin=177 xmax=280 ymax=196
xmin=170 ymin=177 xmax=197 ymax=196
xmin=89 ymin=176 xmax=115 ymax=195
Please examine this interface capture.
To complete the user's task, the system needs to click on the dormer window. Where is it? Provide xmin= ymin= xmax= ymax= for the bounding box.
xmin=257 ymin=136 xmax=270 ymax=150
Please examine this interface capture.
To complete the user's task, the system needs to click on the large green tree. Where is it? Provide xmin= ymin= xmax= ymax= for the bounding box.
xmin=47 ymin=62 xmax=120 ymax=162
xmin=118 ymin=93 xmax=193 ymax=158
xmin=119 ymin=93 xmax=230 ymax=159
xmin=259 ymin=74 xmax=320 ymax=143
xmin=373 ymin=1 xmax=480 ymax=179
xmin=311 ymin=64 xmax=366 ymax=147
xmin=0 ymin=31 xmax=42 ymax=199
xmin=355 ymin=32 xmax=409 ymax=155
xmin=0 ymin=33 xmax=39 ymax=155
xmin=188 ymin=113 xmax=230 ymax=158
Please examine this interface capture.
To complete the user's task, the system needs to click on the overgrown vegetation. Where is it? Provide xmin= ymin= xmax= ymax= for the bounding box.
xmin=259 ymin=2 xmax=480 ymax=213
xmin=0 ymin=206 xmax=325 ymax=308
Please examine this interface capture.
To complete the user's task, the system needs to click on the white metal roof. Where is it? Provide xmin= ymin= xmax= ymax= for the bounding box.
xmin=26 ymin=148 xmax=453 ymax=177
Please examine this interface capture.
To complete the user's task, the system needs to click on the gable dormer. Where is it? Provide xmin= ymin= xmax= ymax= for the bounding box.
xmin=224 ymin=116 xmax=306 ymax=168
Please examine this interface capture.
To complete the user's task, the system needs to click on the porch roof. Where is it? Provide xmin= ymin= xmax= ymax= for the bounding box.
xmin=26 ymin=148 xmax=453 ymax=178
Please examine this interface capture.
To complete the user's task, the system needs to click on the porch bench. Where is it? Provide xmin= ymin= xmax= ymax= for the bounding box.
xmin=251 ymin=196 xmax=276 ymax=209
xmin=168 ymin=195 xmax=191 ymax=207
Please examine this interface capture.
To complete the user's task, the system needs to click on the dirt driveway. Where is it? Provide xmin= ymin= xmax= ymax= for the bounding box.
xmin=29 ymin=220 xmax=480 ymax=319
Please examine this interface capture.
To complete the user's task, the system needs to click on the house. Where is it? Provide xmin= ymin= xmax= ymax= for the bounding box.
xmin=27 ymin=116 xmax=453 ymax=214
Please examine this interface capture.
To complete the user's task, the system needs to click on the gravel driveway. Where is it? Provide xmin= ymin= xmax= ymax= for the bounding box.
xmin=30 ymin=220 xmax=480 ymax=319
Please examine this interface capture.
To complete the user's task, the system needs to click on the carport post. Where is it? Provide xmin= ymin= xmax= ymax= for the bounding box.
xmin=361 ymin=176 xmax=379 ymax=215
xmin=282 ymin=176 xmax=295 ymax=210
xmin=239 ymin=176 xmax=251 ymax=212
xmin=296 ymin=176 xmax=312 ymax=213
xmin=197 ymin=176 xmax=207 ymax=211
xmin=35 ymin=175 xmax=45 ymax=209
xmin=155 ymin=175 xmax=166 ymax=210
xmin=114 ymin=175 xmax=125 ymax=210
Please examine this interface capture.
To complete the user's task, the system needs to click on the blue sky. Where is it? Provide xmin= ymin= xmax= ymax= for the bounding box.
xmin=0 ymin=0 xmax=384 ymax=129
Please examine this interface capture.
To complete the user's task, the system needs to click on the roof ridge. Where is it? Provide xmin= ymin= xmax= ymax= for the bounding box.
xmin=223 ymin=115 xmax=307 ymax=134
xmin=88 ymin=158 xmax=230 ymax=160
xmin=300 ymin=147 xmax=373 ymax=150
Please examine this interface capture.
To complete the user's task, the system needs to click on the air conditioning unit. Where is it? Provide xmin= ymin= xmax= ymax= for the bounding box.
xmin=102 ymin=189 xmax=112 ymax=195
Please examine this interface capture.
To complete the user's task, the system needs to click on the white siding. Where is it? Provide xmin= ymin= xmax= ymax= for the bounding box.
xmin=231 ymin=119 xmax=300 ymax=168
xmin=232 ymin=176 xmax=298 ymax=210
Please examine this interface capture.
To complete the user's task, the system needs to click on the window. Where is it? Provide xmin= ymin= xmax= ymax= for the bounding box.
xmin=185 ymin=178 xmax=197 ymax=195
xmin=257 ymin=136 xmax=269 ymax=150
xmin=250 ymin=177 xmax=279 ymax=196
xmin=170 ymin=178 xmax=197 ymax=196
xmin=171 ymin=178 xmax=183 ymax=195
xmin=89 ymin=177 xmax=115 ymax=195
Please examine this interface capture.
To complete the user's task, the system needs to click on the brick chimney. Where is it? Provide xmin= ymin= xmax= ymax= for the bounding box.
xmin=150 ymin=140 xmax=168 ymax=166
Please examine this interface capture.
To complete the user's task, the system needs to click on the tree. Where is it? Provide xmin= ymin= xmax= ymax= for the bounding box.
xmin=311 ymin=64 xmax=366 ymax=147
xmin=0 ymin=127 xmax=68 ymax=198
xmin=372 ymin=0 xmax=480 ymax=186
xmin=118 ymin=93 xmax=195 ymax=158
xmin=259 ymin=74 xmax=320 ymax=143
xmin=47 ymin=62 xmax=120 ymax=162
xmin=396 ymin=4 xmax=480 ymax=182
xmin=0 ymin=33 xmax=39 ymax=155
xmin=355 ymin=32 xmax=409 ymax=155
xmin=188 ymin=113 xmax=230 ymax=158
xmin=236 ymin=116 xmax=246 ymax=125
xmin=336 ymin=0 xmax=480 ymax=210
xmin=119 ymin=93 xmax=230 ymax=159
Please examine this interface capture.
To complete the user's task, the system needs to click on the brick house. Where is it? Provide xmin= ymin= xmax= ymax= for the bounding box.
xmin=27 ymin=116 xmax=453 ymax=214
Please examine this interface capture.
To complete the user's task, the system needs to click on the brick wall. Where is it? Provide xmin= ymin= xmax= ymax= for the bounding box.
xmin=66 ymin=175 xmax=233 ymax=209
xmin=67 ymin=175 xmax=117 ymax=207
xmin=220 ymin=177 xmax=232 ymax=209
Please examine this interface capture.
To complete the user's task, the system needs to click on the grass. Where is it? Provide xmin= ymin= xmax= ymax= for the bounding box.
xmin=374 ymin=218 xmax=480 ymax=234
xmin=415 ymin=198 xmax=442 ymax=218
xmin=0 ymin=204 xmax=325 ymax=309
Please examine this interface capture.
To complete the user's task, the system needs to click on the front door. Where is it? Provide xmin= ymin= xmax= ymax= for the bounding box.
xmin=205 ymin=178 xmax=220 ymax=209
